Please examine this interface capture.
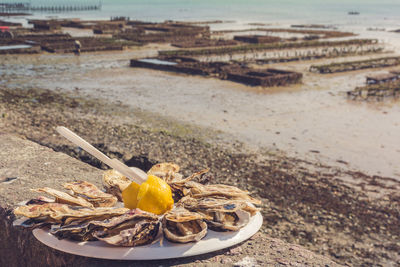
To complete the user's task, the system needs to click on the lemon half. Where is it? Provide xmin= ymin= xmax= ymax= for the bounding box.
xmin=122 ymin=175 xmax=174 ymax=215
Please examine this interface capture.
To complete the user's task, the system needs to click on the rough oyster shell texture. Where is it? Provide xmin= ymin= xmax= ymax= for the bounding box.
xmin=162 ymin=206 xmax=208 ymax=243
xmin=33 ymin=180 xmax=119 ymax=208
xmin=64 ymin=181 xmax=117 ymax=207
xmin=183 ymin=182 xmax=261 ymax=206
xmin=51 ymin=209 xmax=160 ymax=244
xmin=102 ymin=169 xmax=132 ymax=201
xmin=14 ymin=202 xmax=129 ymax=223
xmin=32 ymin=187 xmax=94 ymax=208
xmin=179 ymin=196 xmax=252 ymax=231
xmin=148 ymin=163 xmax=209 ymax=202
xmin=94 ymin=220 xmax=160 ymax=247
xmin=147 ymin=162 xmax=181 ymax=182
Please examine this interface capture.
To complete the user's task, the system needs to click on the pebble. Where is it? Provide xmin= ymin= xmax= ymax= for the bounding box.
xmin=234 ymin=256 xmax=258 ymax=267
xmin=221 ymin=257 xmax=233 ymax=264
xmin=229 ymin=247 xmax=242 ymax=255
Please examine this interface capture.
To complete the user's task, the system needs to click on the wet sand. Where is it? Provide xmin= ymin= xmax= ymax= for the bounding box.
xmin=1 ymin=47 xmax=400 ymax=179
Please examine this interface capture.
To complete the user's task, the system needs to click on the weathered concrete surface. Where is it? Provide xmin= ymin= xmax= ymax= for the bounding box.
xmin=0 ymin=134 xmax=341 ymax=266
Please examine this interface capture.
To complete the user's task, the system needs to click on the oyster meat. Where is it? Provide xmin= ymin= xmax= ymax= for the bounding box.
xmin=64 ymin=181 xmax=117 ymax=207
xmin=102 ymin=169 xmax=132 ymax=201
xmin=93 ymin=209 xmax=161 ymax=246
xmin=180 ymin=196 xmax=251 ymax=231
xmin=162 ymin=206 xmax=208 ymax=243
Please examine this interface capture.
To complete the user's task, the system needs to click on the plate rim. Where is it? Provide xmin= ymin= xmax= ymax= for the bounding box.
xmin=32 ymin=211 xmax=263 ymax=260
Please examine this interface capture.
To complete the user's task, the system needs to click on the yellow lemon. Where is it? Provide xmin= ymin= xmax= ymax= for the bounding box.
xmin=122 ymin=175 xmax=174 ymax=215
xmin=121 ymin=181 xmax=140 ymax=209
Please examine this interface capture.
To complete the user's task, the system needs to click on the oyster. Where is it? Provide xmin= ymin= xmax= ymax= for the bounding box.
xmin=162 ymin=206 xmax=208 ymax=243
xmin=15 ymin=196 xmax=57 ymax=228
xmin=181 ymin=182 xmax=260 ymax=216
xmin=14 ymin=203 xmax=129 ymax=224
xmin=32 ymin=187 xmax=93 ymax=208
xmin=64 ymin=181 xmax=117 ymax=207
xmin=184 ymin=183 xmax=261 ymax=207
xmin=53 ymin=206 xmax=130 ymax=224
xmin=167 ymin=168 xmax=209 ymax=202
xmin=14 ymin=203 xmax=71 ymax=228
xmin=51 ymin=209 xmax=159 ymax=242
xmin=93 ymin=209 xmax=160 ymax=246
xmin=102 ymin=169 xmax=132 ymax=201
xmin=14 ymin=203 xmax=72 ymax=221
xmin=147 ymin=162 xmax=182 ymax=183
xmin=147 ymin=162 xmax=202 ymax=202
xmin=180 ymin=196 xmax=251 ymax=231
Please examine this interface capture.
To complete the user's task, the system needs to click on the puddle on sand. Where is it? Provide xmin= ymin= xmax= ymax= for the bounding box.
xmin=0 ymin=45 xmax=32 ymax=50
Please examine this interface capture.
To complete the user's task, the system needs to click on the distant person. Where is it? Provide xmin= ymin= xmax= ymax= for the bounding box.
xmin=74 ymin=40 xmax=82 ymax=55
xmin=0 ymin=26 xmax=13 ymax=38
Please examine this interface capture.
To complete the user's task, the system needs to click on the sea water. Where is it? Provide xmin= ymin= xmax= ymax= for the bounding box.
xmin=5 ymin=0 xmax=400 ymax=31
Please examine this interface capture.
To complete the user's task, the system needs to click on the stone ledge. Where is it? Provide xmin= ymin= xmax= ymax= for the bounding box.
xmin=0 ymin=134 xmax=340 ymax=266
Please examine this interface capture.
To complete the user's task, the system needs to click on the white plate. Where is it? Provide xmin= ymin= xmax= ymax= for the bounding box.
xmin=32 ymin=212 xmax=262 ymax=260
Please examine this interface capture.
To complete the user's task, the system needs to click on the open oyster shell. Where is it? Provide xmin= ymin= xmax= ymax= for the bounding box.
xmin=93 ymin=209 xmax=161 ymax=246
xmin=162 ymin=206 xmax=208 ymax=243
xmin=102 ymin=169 xmax=132 ymax=201
xmin=51 ymin=209 xmax=160 ymax=243
xmin=179 ymin=196 xmax=251 ymax=231
xmin=207 ymin=209 xmax=250 ymax=231
xmin=63 ymin=181 xmax=117 ymax=207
